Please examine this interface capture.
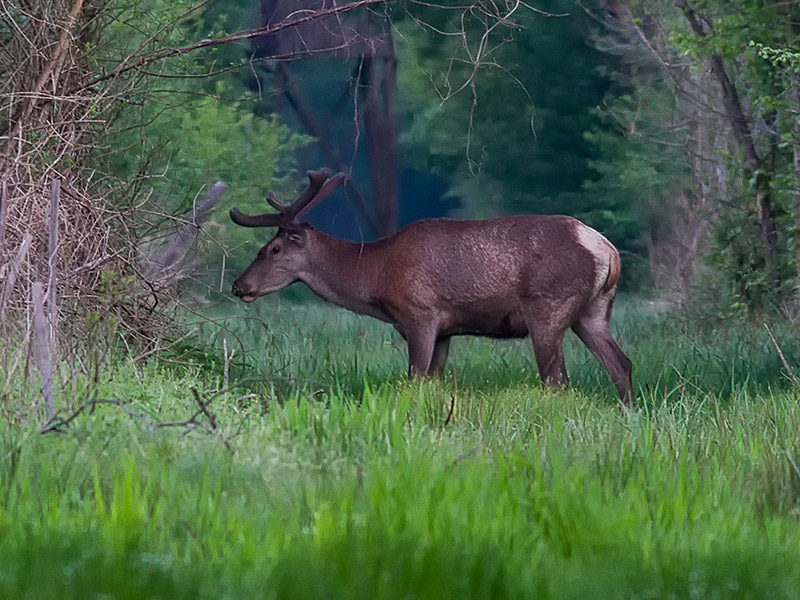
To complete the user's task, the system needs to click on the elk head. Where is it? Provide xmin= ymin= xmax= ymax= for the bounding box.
xmin=230 ymin=168 xmax=346 ymax=302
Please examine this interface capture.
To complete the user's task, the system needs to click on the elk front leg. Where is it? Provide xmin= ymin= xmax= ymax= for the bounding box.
xmin=404 ymin=322 xmax=439 ymax=378
xmin=530 ymin=332 xmax=568 ymax=388
xmin=523 ymin=303 xmax=571 ymax=389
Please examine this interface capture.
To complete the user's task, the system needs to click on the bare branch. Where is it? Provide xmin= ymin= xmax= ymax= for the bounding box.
xmin=146 ymin=181 xmax=229 ymax=281
xmin=70 ymin=0 xmax=392 ymax=95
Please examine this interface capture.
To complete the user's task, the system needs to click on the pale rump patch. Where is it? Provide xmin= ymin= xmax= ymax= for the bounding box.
xmin=574 ymin=223 xmax=618 ymax=295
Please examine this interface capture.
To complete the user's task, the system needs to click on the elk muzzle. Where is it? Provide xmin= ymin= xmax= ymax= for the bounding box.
xmin=231 ymin=279 xmax=257 ymax=303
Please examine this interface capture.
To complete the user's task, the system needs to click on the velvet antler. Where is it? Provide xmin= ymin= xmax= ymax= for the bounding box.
xmin=230 ymin=168 xmax=345 ymax=228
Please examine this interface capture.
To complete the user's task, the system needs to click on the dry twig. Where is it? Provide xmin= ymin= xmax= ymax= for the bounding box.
xmin=764 ymin=323 xmax=799 ymax=386
xmin=786 ymin=450 xmax=800 ymax=487
xmin=40 ymin=387 xmax=236 ymax=453
xmin=443 ymin=393 xmax=455 ymax=428
xmin=40 ymin=398 xmax=127 ymax=434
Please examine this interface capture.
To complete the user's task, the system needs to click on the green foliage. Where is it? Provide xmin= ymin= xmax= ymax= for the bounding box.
xmin=707 ymin=201 xmax=796 ymax=316
xmin=90 ymin=0 xmax=309 ymax=295
xmin=666 ymin=0 xmax=800 ymax=308
xmin=113 ymin=92 xmax=307 ymax=212
xmin=668 ymin=0 xmax=799 ymax=157
xmin=582 ymin=90 xmax=688 ymax=288
xmin=112 ymin=90 xmax=309 ymax=281
xmin=398 ymin=1 xmax=611 ymax=208
xmin=750 ymin=42 xmax=800 ymax=72
xmin=98 ymin=0 xmax=308 ymax=211
xmin=3 ymin=301 xmax=800 ymax=597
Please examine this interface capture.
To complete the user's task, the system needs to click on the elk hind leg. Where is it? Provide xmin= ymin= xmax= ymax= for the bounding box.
xmin=428 ymin=336 xmax=451 ymax=376
xmin=522 ymin=305 xmax=571 ymax=389
xmin=571 ymin=295 xmax=633 ymax=405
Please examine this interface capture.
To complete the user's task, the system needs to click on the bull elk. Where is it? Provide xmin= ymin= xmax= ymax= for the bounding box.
xmin=230 ymin=168 xmax=633 ymax=404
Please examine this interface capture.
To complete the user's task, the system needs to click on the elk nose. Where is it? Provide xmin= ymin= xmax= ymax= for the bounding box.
xmin=232 ymin=281 xmax=256 ymax=303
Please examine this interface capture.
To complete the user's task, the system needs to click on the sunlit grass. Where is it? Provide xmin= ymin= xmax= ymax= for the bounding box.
xmin=1 ymin=297 xmax=800 ymax=598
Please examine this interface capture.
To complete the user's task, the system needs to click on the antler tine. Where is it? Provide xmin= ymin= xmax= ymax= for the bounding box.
xmin=283 ymin=168 xmax=332 ymax=221
xmin=293 ymin=172 xmax=346 ymax=220
xmin=266 ymin=192 xmax=287 ymax=212
xmin=230 ymin=189 xmax=292 ymax=228
xmin=229 ymin=207 xmax=284 ymax=228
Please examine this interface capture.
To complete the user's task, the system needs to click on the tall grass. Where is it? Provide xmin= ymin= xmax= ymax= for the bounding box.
xmin=194 ymin=294 xmax=800 ymax=402
xmin=1 ymin=297 xmax=800 ymax=598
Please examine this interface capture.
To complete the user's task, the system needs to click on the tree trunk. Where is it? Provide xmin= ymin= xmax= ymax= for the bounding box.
xmin=676 ymin=0 xmax=780 ymax=268
xmin=794 ymin=111 xmax=800 ymax=308
xmin=358 ymin=55 xmax=398 ymax=237
xmin=277 ymin=63 xmax=382 ymax=236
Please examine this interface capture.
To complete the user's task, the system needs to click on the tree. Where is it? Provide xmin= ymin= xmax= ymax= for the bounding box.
xmin=252 ymin=0 xmax=398 ymax=237
xmin=602 ymin=0 xmax=800 ymax=308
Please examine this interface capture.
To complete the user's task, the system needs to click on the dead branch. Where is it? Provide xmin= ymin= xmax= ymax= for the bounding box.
xmin=4 ymin=0 xmax=86 ymax=145
xmin=48 ymin=178 xmax=60 ymax=349
xmin=0 ymin=181 xmax=7 ymax=253
xmin=154 ymin=387 xmax=232 ymax=452
xmin=68 ymin=0 xmax=392 ymax=96
xmin=39 ymin=387 xmax=234 ymax=452
xmin=764 ymin=323 xmax=799 ymax=386
xmin=40 ymin=398 xmax=128 ymax=434
xmin=443 ymin=393 xmax=455 ymax=428
xmin=0 ymin=233 xmax=33 ymax=325
xmin=145 ymin=181 xmax=229 ymax=282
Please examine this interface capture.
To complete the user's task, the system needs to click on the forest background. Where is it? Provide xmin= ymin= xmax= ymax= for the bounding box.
xmin=4 ymin=0 xmax=800 ymax=321
xmin=2 ymin=1 xmax=800 ymax=598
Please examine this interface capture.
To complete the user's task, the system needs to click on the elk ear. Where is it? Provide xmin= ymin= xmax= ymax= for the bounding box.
xmin=284 ymin=225 xmax=307 ymax=247
xmin=288 ymin=232 xmax=305 ymax=246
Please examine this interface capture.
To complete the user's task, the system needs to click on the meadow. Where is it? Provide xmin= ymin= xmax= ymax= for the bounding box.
xmin=1 ymin=296 xmax=800 ymax=599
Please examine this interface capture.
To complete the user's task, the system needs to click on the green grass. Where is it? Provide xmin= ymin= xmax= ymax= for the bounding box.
xmin=2 ymin=297 xmax=800 ymax=598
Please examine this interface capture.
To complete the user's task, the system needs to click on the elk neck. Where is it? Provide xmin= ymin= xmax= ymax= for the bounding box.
xmin=298 ymin=229 xmax=389 ymax=320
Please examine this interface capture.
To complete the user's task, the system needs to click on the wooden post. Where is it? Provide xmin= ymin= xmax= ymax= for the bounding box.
xmin=48 ymin=178 xmax=59 ymax=349
xmin=0 ymin=180 xmax=7 ymax=255
xmin=223 ymin=338 xmax=235 ymax=390
xmin=0 ymin=233 xmax=32 ymax=324
xmin=0 ymin=180 xmax=7 ymax=326
xmin=31 ymin=282 xmax=56 ymax=422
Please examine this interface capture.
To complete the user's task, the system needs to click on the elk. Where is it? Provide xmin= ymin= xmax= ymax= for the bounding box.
xmin=230 ymin=168 xmax=633 ymax=404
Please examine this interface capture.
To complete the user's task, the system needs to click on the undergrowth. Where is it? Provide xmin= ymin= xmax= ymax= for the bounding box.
xmin=1 ymin=297 xmax=800 ymax=599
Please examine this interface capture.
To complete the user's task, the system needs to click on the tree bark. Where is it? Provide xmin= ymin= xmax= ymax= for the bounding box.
xmin=358 ymin=54 xmax=399 ymax=236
